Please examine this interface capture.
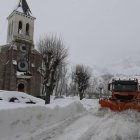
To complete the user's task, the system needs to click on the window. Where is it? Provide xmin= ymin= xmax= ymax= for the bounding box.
xmin=18 ymin=21 xmax=22 ymax=34
xmin=113 ymin=84 xmax=137 ymax=92
xmin=26 ymin=23 xmax=29 ymax=36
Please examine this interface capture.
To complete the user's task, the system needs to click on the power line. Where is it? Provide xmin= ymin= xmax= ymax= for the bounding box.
xmin=0 ymin=20 xmax=7 ymax=36
xmin=13 ymin=0 xmax=19 ymax=11
xmin=8 ymin=0 xmax=19 ymax=16
xmin=0 ymin=0 xmax=18 ymax=37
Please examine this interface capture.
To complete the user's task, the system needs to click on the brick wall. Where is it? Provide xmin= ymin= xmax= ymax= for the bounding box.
xmin=0 ymin=43 xmax=42 ymax=96
xmin=30 ymin=50 xmax=42 ymax=96
xmin=0 ymin=46 xmax=9 ymax=90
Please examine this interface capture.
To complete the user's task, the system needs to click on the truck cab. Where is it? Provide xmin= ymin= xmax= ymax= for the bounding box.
xmin=108 ymin=78 xmax=138 ymax=101
xmin=99 ymin=78 xmax=140 ymax=112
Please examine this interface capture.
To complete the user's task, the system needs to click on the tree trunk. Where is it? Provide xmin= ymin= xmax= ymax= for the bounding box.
xmin=60 ymin=78 xmax=64 ymax=95
xmin=45 ymin=86 xmax=53 ymax=104
xmin=80 ymin=92 xmax=83 ymax=100
xmin=45 ymin=92 xmax=50 ymax=104
xmin=55 ymin=81 xmax=59 ymax=96
xmin=41 ymin=85 xmax=45 ymax=95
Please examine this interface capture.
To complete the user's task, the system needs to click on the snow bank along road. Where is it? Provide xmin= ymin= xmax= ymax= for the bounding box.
xmin=2 ymin=98 xmax=140 ymax=140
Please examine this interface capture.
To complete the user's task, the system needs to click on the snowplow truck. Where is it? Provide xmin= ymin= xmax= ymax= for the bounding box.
xmin=99 ymin=78 xmax=140 ymax=112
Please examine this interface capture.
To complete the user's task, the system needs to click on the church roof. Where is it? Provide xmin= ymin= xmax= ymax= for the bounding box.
xmin=15 ymin=0 xmax=33 ymax=16
xmin=7 ymin=0 xmax=35 ymax=19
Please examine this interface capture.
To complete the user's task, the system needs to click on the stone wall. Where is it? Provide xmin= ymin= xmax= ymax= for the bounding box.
xmin=0 ymin=43 xmax=42 ymax=96
xmin=30 ymin=50 xmax=42 ymax=96
xmin=0 ymin=46 xmax=9 ymax=90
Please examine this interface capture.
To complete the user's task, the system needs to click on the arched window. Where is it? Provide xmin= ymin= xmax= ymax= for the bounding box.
xmin=18 ymin=21 xmax=22 ymax=34
xmin=9 ymin=24 xmax=11 ymax=36
xmin=26 ymin=23 xmax=29 ymax=36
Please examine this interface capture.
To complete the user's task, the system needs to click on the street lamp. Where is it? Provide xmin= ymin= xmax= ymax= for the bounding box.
xmin=99 ymin=83 xmax=103 ymax=99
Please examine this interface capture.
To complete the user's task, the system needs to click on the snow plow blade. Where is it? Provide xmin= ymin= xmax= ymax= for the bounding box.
xmin=99 ymin=99 xmax=140 ymax=112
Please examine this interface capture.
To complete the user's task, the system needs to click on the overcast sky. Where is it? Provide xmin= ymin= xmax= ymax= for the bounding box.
xmin=0 ymin=0 xmax=140 ymax=66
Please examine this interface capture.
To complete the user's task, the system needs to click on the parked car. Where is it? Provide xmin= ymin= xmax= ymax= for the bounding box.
xmin=36 ymin=96 xmax=46 ymax=101
xmin=54 ymin=95 xmax=65 ymax=100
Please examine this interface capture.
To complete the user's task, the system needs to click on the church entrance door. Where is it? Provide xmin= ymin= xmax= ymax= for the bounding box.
xmin=18 ymin=83 xmax=25 ymax=92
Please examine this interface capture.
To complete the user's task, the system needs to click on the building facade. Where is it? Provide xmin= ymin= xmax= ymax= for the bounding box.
xmin=0 ymin=0 xmax=42 ymax=96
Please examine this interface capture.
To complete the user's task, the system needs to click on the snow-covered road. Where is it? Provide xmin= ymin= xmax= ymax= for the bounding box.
xmin=1 ymin=93 xmax=140 ymax=140
xmin=8 ymin=108 xmax=140 ymax=140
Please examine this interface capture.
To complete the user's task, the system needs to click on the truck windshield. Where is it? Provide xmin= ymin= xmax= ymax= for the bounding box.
xmin=113 ymin=84 xmax=137 ymax=92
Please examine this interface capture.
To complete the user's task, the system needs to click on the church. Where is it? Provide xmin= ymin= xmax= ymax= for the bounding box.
xmin=0 ymin=0 xmax=42 ymax=96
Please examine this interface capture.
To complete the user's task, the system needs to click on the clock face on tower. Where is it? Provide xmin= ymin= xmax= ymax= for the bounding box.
xmin=17 ymin=44 xmax=29 ymax=72
xmin=18 ymin=61 xmax=28 ymax=72
xmin=20 ymin=44 xmax=27 ymax=53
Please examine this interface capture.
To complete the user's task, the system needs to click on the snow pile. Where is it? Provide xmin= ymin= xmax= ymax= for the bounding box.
xmin=0 ymin=94 xmax=85 ymax=140
xmin=2 ymin=92 xmax=140 ymax=140
xmin=49 ymin=96 xmax=100 ymax=111
xmin=80 ymin=99 xmax=100 ymax=110
xmin=16 ymin=71 xmax=32 ymax=76
xmin=7 ymin=100 xmax=140 ymax=140
xmin=49 ymin=96 xmax=77 ymax=108
xmin=0 ymin=91 xmax=45 ymax=105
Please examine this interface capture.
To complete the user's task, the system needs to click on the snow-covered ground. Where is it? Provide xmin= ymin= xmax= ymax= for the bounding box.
xmin=0 ymin=90 xmax=45 ymax=109
xmin=1 ymin=91 xmax=140 ymax=140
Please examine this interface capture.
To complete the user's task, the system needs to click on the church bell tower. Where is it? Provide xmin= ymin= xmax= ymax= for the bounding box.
xmin=0 ymin=0 xmax=42 ymax=95
xmin=7 ymin=0 xmax=36 ymax=44
xmin=7 ymin=0 xmax=36 ymax=73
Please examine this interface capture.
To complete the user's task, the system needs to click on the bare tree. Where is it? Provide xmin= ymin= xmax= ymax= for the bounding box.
xmin=37 ymin=35 xmax=68 ymax=104
xmin=101 ymin=74 xmax=113 ymax=97
xmin=54 ymin=63 xmax=68 ymax=96
xmin=72 ymin=65 xmax=92 ymax=100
